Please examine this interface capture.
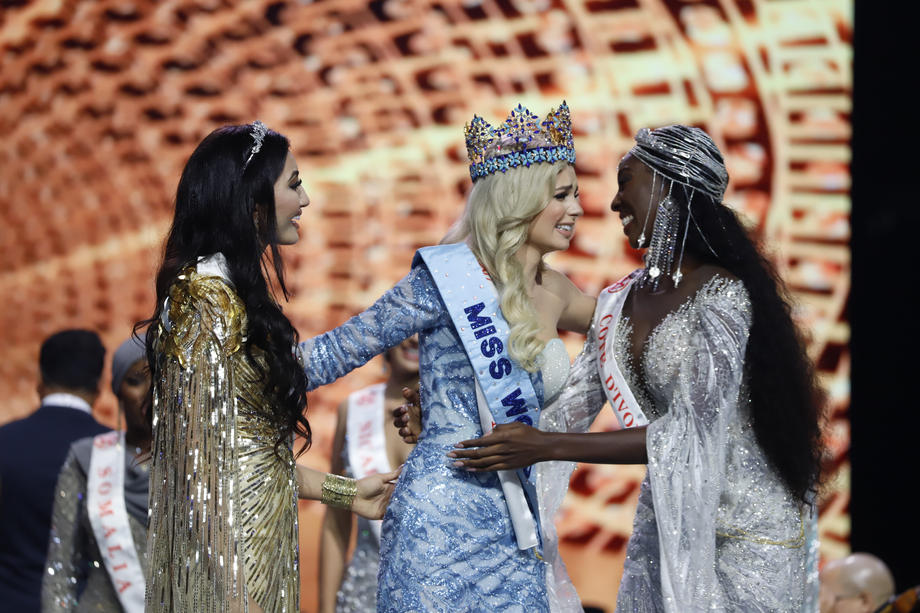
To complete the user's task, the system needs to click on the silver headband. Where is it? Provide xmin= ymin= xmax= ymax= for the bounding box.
xmin=628 ymin=126 xmax=728 ymax=201
xmin=242 ymin=120 xmax=268 ymax=170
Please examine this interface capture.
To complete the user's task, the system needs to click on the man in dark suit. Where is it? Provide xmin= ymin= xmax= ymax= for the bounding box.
xmin=0 ymin=329 xmax=110 ymax=612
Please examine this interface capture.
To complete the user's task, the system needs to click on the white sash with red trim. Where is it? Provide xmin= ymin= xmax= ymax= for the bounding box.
xmin=346 ymin=383 xmax=391 ymax=543
xmin=86 ymin=431 xmax=145 ymax=612
xmin=594 ymin=271 xmax=650 ymax=429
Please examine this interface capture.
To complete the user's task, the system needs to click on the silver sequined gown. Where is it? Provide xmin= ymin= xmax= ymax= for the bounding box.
xmin=41 ymin=437 xmax=149 ymax=612
xmin=302 ymin=261 xmax=574 ymax=613
xmin=563 ymin=276 xmax=818 ymax=612
xmin=537 ymin=335 xmax=607 ymax=613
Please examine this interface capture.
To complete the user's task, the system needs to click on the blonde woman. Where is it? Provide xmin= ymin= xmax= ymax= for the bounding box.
xmin=300 ymin=103 xmax=595 ymax=612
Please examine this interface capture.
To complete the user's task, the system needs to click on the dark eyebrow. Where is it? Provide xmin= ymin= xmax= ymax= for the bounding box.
xmin=288 ymin=169 xmax=300 ymax=183
xmin=555 ymin=183 xmax=574 ymax=193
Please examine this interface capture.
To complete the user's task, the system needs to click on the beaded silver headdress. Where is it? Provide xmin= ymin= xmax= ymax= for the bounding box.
xmin=464 ymin=102 xmax=575 ymax=182
xmin=627 ymin=125 xmax=728 ymax=289
xmin=242 ymin=120 xmax=268 ymax=170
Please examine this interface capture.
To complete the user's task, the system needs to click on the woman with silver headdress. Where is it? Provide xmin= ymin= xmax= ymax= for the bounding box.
xmin=449 ymin=125 xmax=824 ymax=611
xmin=300 ymin=102 xmax=596 ymax=611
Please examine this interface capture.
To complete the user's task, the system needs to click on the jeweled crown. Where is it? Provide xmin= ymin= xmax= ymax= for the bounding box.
xmin=464 ymin=102 xmax=575 ymax=181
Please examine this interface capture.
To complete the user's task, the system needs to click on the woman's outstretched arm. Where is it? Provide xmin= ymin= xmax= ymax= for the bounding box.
xmin=295 ymin=464 xmax=401 ymax=520
xmin=449 ymin=423 xmax=648 ymax=469
xmin=301 ymin=265 xmax=443 ymax=390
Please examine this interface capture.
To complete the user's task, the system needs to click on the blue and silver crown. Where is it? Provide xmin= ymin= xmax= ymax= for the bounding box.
xmin=464 ymin=102 xmax=575 ymax=181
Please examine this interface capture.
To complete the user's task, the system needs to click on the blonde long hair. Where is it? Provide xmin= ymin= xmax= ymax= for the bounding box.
xmin=442 ymin=160 xmax=571 ymax=372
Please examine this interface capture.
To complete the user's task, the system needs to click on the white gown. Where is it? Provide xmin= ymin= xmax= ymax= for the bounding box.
xmin=539 ymin=276 xmax=819 ymax=612
xmin=537 ymin=337 xmax=605 ymax=613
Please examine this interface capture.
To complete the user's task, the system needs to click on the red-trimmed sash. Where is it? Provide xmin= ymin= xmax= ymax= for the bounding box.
xmin=594 ymin=271 xmax=650 ymax=429
xmin=346 ymin=383 xmax=391 ymax=543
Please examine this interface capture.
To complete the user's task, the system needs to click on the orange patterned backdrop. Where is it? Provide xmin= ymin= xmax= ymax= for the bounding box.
xmin=0 ymin=0 xmax=851 ymax=610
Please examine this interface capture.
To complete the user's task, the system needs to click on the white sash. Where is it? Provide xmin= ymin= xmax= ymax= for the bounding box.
xmin=86 ymin=431 xmax=145 ymax=612
xmin=346 ymin=383 xmax=391 ymax=544
xmin=594 ymin=271 xmax=650 ymax=429
xmin=474 ymin=382 xmax=539 ymax=550
xmin=415 ymin=244 xmax=542 ymax=552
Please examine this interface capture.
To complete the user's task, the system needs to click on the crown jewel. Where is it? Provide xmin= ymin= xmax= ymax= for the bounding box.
xmin=464 ymin=102 xmax=575 ymax=181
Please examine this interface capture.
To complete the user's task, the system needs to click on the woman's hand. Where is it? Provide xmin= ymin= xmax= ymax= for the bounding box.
xmin=447 ymin=422 xmax=551 ymax=471
xmin=350 ymin=466 xmax=402 ymax=520
xmin=391 ymin=386 xmax=421 ymax=444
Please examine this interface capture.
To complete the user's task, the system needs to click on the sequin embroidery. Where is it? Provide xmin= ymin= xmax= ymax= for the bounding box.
xmin=146 ymin=263 xmax=299 ymax=613
xmin=607 ymin=276 xmax=818 ymax=612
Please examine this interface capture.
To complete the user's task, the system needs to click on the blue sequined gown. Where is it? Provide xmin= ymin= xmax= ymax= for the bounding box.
xmin=301 ymin=262 xmax=550 ymax=613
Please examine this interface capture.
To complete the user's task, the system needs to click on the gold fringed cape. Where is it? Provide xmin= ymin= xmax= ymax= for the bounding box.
xmin=145 ymin=267 xmax=300 ymax=612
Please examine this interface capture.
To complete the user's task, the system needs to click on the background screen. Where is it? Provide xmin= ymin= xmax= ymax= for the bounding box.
xmin=0 ymin=0 xmax=852 ymax=609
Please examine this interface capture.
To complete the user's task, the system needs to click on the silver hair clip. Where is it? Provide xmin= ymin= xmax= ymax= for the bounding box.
xmin=243 ymin=120 xmax=268 ymax=170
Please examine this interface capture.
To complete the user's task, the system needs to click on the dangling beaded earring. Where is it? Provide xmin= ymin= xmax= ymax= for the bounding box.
xmin=671 ymin=187 xmax=695 ymax=288
xmin=642 ymin=179 xmax=680 ymax=292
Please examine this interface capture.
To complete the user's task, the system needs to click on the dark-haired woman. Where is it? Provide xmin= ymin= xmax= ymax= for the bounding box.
xmin=142 ymin=122 xmax=400 ymax=613
xmin=449 ymin=126 xmax=824 ymax=611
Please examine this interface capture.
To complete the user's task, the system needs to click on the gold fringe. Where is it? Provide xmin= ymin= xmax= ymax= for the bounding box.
xmin=146 ymin=271 xmax=299 ymax=612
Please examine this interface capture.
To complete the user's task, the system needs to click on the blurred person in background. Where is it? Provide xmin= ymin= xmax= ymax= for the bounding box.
xmin=300 ymin=102 xmax=597 ymax=612
xmin=318 ymin=336 xmax=419 ymax=613
xmin=820 ymin=553 xmax=896 ymax=613
xmin=0 ymin=329 xmax=109 ymax=613
xmin=141 ymin=122 xmax=400 ymax=613
xmin=41 ymin=335 xmax=151 ymax=612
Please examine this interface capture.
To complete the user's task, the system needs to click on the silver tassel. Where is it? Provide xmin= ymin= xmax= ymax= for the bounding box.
xmin=643 ymin=180 xmax=679 ymax=292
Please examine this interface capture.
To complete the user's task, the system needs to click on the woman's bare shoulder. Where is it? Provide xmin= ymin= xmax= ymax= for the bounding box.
xmin=542 ymin=266 xmax=596 ymax=333
xmin=682 ymin=264 xmax=739 ymax=293
xmin=541 ymin=266 xmax=580 ymax=295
